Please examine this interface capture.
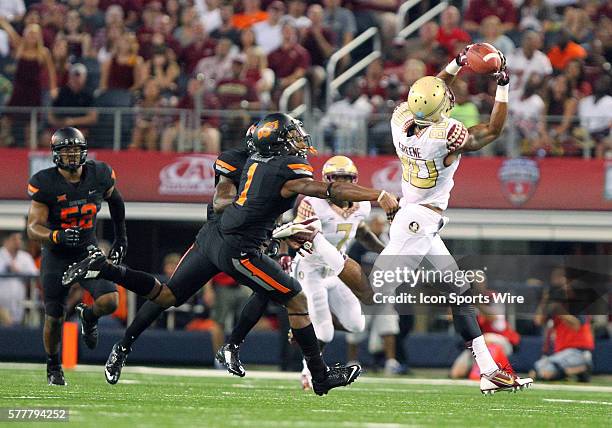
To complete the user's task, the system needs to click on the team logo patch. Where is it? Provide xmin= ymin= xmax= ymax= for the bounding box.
xmin=57 ymin=194 xmax=67 ymax=202
xmin=498 ymin=158 xmax=540 ymax=206
xmin=409 ymin=221 xmax=420 ymax=233
xmin=298 ymin=271 xmax=304 ymax=280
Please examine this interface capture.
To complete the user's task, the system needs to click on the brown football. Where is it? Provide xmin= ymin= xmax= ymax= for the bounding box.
xmin=467 ymin=43 xmax=502 ymax=74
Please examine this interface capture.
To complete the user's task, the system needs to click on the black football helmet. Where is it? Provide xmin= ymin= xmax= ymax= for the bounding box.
xmin=51 ymin=127 xmax=87 ymax=171
xmin=251 ymin=113 xmax=312 ymax=157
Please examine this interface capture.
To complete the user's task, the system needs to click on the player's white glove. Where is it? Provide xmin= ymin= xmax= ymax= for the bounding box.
xmin=272 ymin=217 xmax=322 ymax=240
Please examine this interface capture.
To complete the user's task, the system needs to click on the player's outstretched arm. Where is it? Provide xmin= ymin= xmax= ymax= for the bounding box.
xmin=212 ymin=175 xmax=237 ymax=214
xmin=105 ymin=185 xmax=128 ymax=264
xmin=459 ymin=70 xmax=510 ymax=153
xmin=436 ymin=44 xmax=471 ymax=86
xmin=281 ymin=178 xmax=399 ymax=216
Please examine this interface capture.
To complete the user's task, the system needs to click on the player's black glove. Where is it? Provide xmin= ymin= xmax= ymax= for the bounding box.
xmin=494 ymin=69 xmax=510 ymax=86
xmin=455 ymin=44 xmax=473 ymax=67
xmin=51 ymin=227 xmax=82 ymax=247
xmin=109 ymin=236 xmax=128 ymax=265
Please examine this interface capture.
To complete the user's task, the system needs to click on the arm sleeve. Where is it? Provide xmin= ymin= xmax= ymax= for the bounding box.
xmin=283 ymin=156 xmax=314 ymax=180
xmin=295 ymin=199 xmax=316 ymax=221
xmin=215 ymin=151 xmax=244 ymax=182
xmin=27 ymin=173 xmax=52 ymax=205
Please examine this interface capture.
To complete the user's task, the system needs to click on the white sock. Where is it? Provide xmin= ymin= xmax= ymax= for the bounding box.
xmin=301 ymin=358 xmax=310 ymax=374
xmin=471 ymin=335 xmax=498 ymax=376
xmin=312 ymin=233 xmax=345 ymax=276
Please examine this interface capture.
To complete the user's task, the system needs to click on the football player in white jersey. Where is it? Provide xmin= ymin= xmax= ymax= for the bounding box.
xmin=291 ymin=156 xmax=386 ymax=390
xmin=376 ymin=45 xmax=534 ymax=394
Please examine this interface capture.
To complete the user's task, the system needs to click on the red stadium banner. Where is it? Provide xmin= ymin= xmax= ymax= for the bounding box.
xmin=3 ymin=149 xmax=612 ymax=210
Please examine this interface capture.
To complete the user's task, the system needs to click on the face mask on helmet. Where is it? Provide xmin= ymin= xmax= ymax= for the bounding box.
xmin=52 ymin=142 xmax=87 ymax=172
xmin=325 ymin=174 xmax=357 ymax=183
xmin=285 ymin=120 xmax=315 ymax=158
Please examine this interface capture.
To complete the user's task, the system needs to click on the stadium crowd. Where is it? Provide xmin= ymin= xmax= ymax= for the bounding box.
xmin=0 ymin=0 xmax=608 ymax=155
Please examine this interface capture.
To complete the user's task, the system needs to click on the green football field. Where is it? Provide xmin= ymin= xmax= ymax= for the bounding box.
xmin=1 ymin=364 xmax=611 ymax=428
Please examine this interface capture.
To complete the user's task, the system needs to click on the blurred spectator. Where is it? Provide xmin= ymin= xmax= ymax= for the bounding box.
xmin=393 ymin=58 xmax=426 ymax=101
xmin=542 ymin=75 xmax=578 ymax=156
xmin=79 ymin=0 xmax=105 ymax=35
xmin=146 ymin=14 xmax=181 ymax=61
xmin=0 ymin=232 xmax=38 ymax=326
xmin=301 ymin=4 xmax=335 ymax=106
xmin=160 ymin=77 xmax=220 ymax=152
xmin=518 ymin=0 xmax=555 ymax=32
xmin=130 ymin=79 xmax=168 ymax=150
xmin=195 ymin=0 xmax=222 ymax=34
xmin=0 ymin=0 xmax=25 ymax=23
xmin=509 ymin=74 xmax=547 ymax=156
xmin=563 ymin=7 xmax=593 ymax=46
xmin=212 ymin=55 xmax=260 ymax=110
xmin=564 ymin=60 xmax=592 ymax=99
xmin=65 ymin=9 xmax=92 ymax=62
xmin=174 ymin=6 xmax=198 ymax=48
xmin=507 ymin=30 xmax=552 ymax=99
xmin=436 ymin=6 xmax=471 ymax=59
xmin=45 ymin=35 xmax=70 ymax=93
xmin=357 ymin=58 xmax=389 ymax=108
xmin=232 ymin=0 xmax=267 ymax=30
xmin=531 ymin=269 xmax=594 ymax=382
xmin=577 ymin=75 xmax=612 ymax=158
xmin=136 ymin=3 xmax=161 ymax=58
xmin=180 ymin=20 xmax=217 ymax=75
xmin=450 ymin=79 xmax=480 ymax=129
xmin=194 ymin=37 xmax=234 ymax=93
xmin=477 ymin=16 xmax=515 ymax=56
xmin=268 ymin=23 xmax=310 ymax=104
xmin=253 ymin=1 xmax=285 ymax=55
xmin=547 ymin=30 xmax=587 ymax=72
xmin=165 ymin=0 xmax=181 ymax=29
xmin=323 ymin=0 xmax=357 ymax=54
xmin=405 ymin=21 xmax=441 ymax=74
xmin=347 ymin=0 xmax=399 ymax=50
xmin=47 ymin=63 xmax=97 ymax=135
xmin=464 ymin=0 xmax=517 ymax=34
xmin=0 ymin=20 xmax=56 ymax=147
xmin=205 ymin=272 xmax=251 ymax=365
xmin=285 ymin=0 xmax=311 ymax=32
xmin=320 ymin=80 xmax=371 ymax=153
xmin=146 ymin=45 xmax=180 ymax=96
xmin=210 ymin=3 xmax=241 ymax=46
xmin=243 ymin=46 xmax=274 ymax=107
xmin=383 ymin=39 xmax=406 ymax=80
xmin=93 ymin=4 xmax=125 ymax=54
xmin=99 ymin=32 xmax=145 ymax=93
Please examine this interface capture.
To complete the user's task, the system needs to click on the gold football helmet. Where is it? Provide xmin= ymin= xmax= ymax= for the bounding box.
xmin=322 ymin=155 xmax=358 ymax=183
xmin=407 ymin=76 xmax=455 ymax=127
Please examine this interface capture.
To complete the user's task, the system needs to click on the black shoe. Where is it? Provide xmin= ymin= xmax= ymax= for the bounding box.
xmin=62 ymin=245 xmax=106 ymax=287
xmin=75 ymin=303 xmax=98 ymax=350
xmin=215 ymin=344 xmax=245 ymax=377
xmin=312 ymin=363 xmax=361 ymax=396
xmin=576 ymin=367 xmax=592 ymax=383
xmin=47 ymin=365 xmax=66 ymax=386
xmin=105 ymin=342 xmax=131 ymax=385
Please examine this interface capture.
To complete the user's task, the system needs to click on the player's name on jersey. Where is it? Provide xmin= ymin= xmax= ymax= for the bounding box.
xmin=372 ymin=292 xmax=525 ymax=306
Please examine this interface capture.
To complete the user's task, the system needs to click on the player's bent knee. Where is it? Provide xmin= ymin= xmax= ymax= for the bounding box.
xmin=287 ymin=292 xmax=309 ymax=313
xmin=343 ymin=314 xmax=366 ymax=334
xmin=44 ymin=303 xmax=65 ymax=320
xmin=155 ymin=285 xmax=176 ymax=309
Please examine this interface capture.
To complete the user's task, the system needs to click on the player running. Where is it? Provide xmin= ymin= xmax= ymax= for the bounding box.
xmin=64 ymin=113 xmax=399 ymax=395
xmin=378 ymin=46 xmax=533 ymax=394
xmin=101 ymin=140 xmax=252 ymax=385
xmin=26 ymin=127 xmax=127 ymax=385
xmin=289 ymin=156 xmax=385 ymax=390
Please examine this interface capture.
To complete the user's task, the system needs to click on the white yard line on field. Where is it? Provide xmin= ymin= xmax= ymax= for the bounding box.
xmin=543 ymin=399 xmax=612 ymax=406
xmin=2 ymin=363 xmax=612 ymax=393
